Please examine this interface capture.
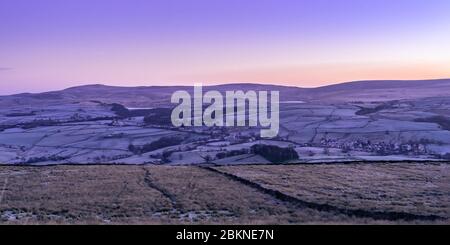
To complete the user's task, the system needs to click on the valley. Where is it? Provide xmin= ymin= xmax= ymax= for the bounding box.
xmin=1 ymin=82 xmax=450 ymax=164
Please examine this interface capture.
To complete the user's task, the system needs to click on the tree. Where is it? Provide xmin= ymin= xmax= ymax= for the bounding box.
xmin=128 ymin=144 xmax=136 ymax=153
xmin=201 ymin=155 xmax=213 ymax=164
xmin=161 ymin=150 xmax=173 ymax=163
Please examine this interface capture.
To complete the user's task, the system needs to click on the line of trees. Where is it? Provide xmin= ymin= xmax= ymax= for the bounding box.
xmin=415 ymin=116 xmax=450 ymax=131
xmin=251 ymin=144 xmax=299 ymax=163
xmin=128 ymin=135 xmax=184 ymax=155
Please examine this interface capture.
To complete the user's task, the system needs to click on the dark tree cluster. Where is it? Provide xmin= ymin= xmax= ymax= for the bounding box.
xmin=216 ymin=149 xmax=250 ymax=159
xmin=128 ymin=135 xmax=184 ymax=154
xmin=26 ymin=155 xmax=68 ymax=164
xmin=110 ymin=103 xmax=130 ymax=117
xmin=143 ymin=108 xmax=173 ymax=126
xmin=355 ymin=101 xmax=396 ymax=116
xmin=110 ymin=103 xmax=163 ymax=118
xmin=21 ymin=119 xmax=59 ymax=129
xmin=441 ymin=153 xmax=450 ymax=160
xmin=5 ymin=112 xmax=36 ymax=117
xmin=250 ymin=144 xmax=299 ymax=163
xmin=415 ymin=116 xmax=450 ymax=131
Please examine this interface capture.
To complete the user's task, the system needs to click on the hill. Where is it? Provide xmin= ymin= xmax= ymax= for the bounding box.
xmin=1 ymin=79 xmax=450 ymax=107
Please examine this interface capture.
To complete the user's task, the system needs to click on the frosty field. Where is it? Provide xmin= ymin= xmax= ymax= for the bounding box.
xmin=1 ymin=94 xmax=450 ymax=165
xmin=0 ymin=82 xmax=449 ymax=224
xmin=0 ymin=163 xmax=448 ymax=224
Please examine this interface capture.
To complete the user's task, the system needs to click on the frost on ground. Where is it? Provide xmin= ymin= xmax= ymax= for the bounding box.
xmin=217 ymin=163 xmax=450 ymax=219
xmin=1 ymin=95 xmax=450 ymax=165
xmin=0 ymin=164 xmax=448 ymax=224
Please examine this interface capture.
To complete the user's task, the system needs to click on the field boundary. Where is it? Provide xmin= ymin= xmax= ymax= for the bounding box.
xmin=0 ymin=160 xmax=449 ymax=167
xmin=142 ymin=168 xmax=180 ymax=209
xmin=201 ymin=166 xmax=447 ymax=222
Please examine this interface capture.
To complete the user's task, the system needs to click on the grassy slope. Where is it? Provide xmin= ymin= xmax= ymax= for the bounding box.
xmin=0 ymin=163 xmax=448 ymax=224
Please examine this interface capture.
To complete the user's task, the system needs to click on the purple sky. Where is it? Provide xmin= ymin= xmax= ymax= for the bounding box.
xmin=1 ymin=0 xmax=450 ymax=94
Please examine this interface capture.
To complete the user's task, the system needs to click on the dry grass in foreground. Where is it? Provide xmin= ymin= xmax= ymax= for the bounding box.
xmin=216 ymin=162 xmax=450 ymax=220
xmin=0 ymin=163 xmax=448 ymax=224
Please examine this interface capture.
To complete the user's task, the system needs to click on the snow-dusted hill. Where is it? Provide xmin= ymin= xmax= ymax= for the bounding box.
xmin=2 ymin=79 xmax=450 ymax=107
xmin=1 ymin=79 xmax=450 ymax=165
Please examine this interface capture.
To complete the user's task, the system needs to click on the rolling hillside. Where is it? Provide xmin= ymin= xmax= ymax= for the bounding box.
xmin=2 ymin=79 xmax=450 ymax=107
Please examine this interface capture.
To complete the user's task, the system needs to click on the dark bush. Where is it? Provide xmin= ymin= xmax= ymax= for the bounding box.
xmin=128 ymin=144 xmax=136 ymax=153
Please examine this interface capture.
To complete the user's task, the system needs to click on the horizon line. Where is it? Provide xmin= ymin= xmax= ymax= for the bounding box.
xmin=2 ymin=78 xmax=450 ymax=96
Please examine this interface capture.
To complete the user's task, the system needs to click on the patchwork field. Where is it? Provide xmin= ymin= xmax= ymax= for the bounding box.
xmin=0 ymin=162 xmax=448 ymax=224
xmin=2 ymin=98 xmax=450 ymax=165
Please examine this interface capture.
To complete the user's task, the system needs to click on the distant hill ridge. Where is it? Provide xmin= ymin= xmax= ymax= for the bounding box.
xmin=1 ymin=79 xmax=450 ymax=107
